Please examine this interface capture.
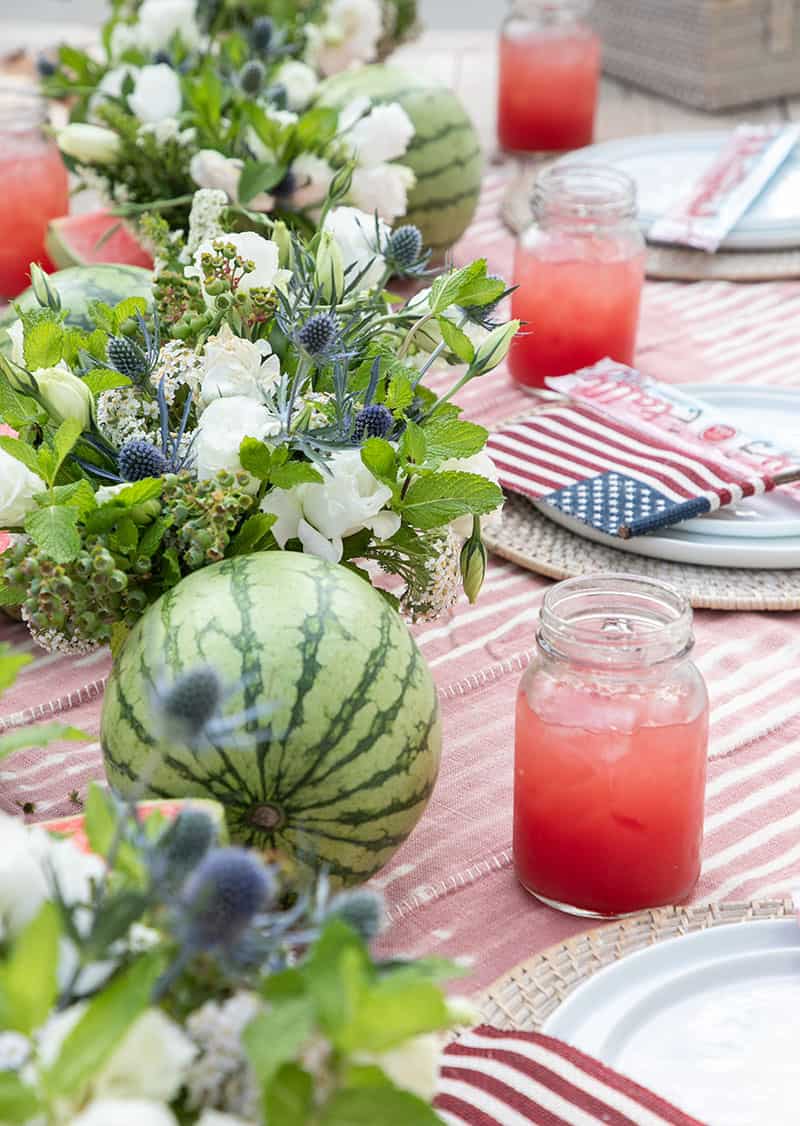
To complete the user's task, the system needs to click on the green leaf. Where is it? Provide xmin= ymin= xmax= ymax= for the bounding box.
xmin=109 ymin=515 xmax=139 ymax=554
xmin=302 ymin=922 xmax=370 ymax=1038
xmin=44 ymin=951 xmax=165 ymax=1098
xmin=239 ymin=160 xmax=288 ymax=204
xmin=0 ymin=722 xmax=87 ymax=764
xmin=53 ymin=417 xmax=84 ymax=476
xmin=49 ymin=479 xmax=97 ymax=517
xmin=24 ymin=505 xmax=81 ymax=563
xmin=456 ymin=275 xmax=506 ymax=308
xmin=227 ymin=512 xmax=276 ymax=556
xmin=0 ymin=903 xmax=60 ymax=1034
xmin=0 ymin=435 xmax=42 ymax=479
xmin=400 ymin=421 xmax=426 ymax=465
xmin=422 ymin=416 xmax=488 ymax=463
xmin=361 ymin=438 xmax=397 ymax=488
xmin=295 ymin=105 xmax=338 ymax=150
xmin=401 ymin=471 xmax=503 ymax=531
xmin=84 ymin=784 xmax=118 ymax=857
xmin=86 ymin=301 xmax=115 ymax=335
xmin=244 ymin=998 xmax=316 ymax=1089
xmin=319 ymin=1087 xmax=443 ymax=1126
xmin=37 ymin=447 xmax=57 ymax=483
xmin=160 ymin=546 xmax=182 ymax=589
xmin=83 ymin=368 xmax=132 ymax=396
xmin=270 ymin=462 xmax=324 ymax=489
xmin=112 ymin=296 xmax=148 ymax=330
xmin=0 ymin=644 xmax=33 ymax=693
xmin=264 ymin=1063 xmax=314 ymax=1126
xmin=338 ymin=980 xmax=453 ymax=1053
xmin=115 ymin=478 xmax=164 ymax=506
xmin=438 ymin=317 xmax=475 ymax=364
xmin=0 ymin=585 xmax=25 ymax=608
xmin=0 ymin=1072 xmax=41 ymax=1124
xmin=23 ymin=320 xmax=64 ymax=370
xmin=239 ymin=437 xmax=272 ymax=481
xmin=429 ymin=260 xmax=486 ymax=315
xmin=138 ymin=515 xmax=172 ymax=556
xmin=0 ymin=378 xmax=45 ymax=430
xmin=385 ymin=372 xmax=414 ymax=413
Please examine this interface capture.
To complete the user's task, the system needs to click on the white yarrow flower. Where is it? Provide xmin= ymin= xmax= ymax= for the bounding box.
xmin=128 ymin=63 xmax=182 ymax=124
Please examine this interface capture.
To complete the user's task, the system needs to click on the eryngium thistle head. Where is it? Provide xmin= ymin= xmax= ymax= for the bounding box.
xmin=158 ymin=665 xmax=223 ymax=744
xmin=324 ymin=888 xmax=385 ymax=942
xmin=118 ymin=439 xmax=169 ymax=482
xmin=297 ymin=312 xmax=339 ymax=356
xmin=240 ymin=59 xmax=265 ymax=95
xmin=157 ymin=809 xmax=217 ymax=888
xmin=107 ymin=336 xmax=149 ymax=382
xmin=353 ymin=404 xmax=393 ymax=442
xmin=388 ymin=224 xmax=423 ymax=271
xmin=251 ymin=15 xmax=274 ymax=50
xmin=182 ymin=847 xmax=275 ymax=949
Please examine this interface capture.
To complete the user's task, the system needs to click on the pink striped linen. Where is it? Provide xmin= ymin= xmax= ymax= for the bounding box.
xmin=1 ymin=168 xmax=800 ymax=1000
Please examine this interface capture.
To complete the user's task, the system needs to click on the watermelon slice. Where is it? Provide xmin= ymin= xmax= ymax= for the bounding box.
xmin=46 ymin=210 xmax=154 ymax=270
xmin=40 ymin=797 xmax=229 ymax=855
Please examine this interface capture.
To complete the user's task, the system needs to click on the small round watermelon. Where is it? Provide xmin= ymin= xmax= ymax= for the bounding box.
xmin=47 ymin=211 xmax=154 ymax=271
xmin=318 ymin=64 xmax=484 ymax=252
xmin=101 ymin=553 xmax=442 ymax=886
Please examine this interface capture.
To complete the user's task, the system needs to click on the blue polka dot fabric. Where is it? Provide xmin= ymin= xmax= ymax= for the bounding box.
xmin=541 ymin=472 xmax=713 ymax=537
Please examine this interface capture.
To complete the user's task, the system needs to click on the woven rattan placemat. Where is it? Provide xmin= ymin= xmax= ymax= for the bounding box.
xmin=484 ymin=493 xmax=800 ymax=611
xmin=503 ymin=168 xmax=800 ymax=282
xmin=480 ymin=897 xmax=794 ymax=1031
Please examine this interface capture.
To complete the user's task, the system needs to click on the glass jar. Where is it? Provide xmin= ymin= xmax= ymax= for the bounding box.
xmin=497 ymin=0 xmax=601 ymax=153
xmin=509 ymin=163 xmax=646 ymax=390
xmin=514 ymin=574 xmax=708 ymax=918
xmin=0 ymin=84 xmax=69 ymax=300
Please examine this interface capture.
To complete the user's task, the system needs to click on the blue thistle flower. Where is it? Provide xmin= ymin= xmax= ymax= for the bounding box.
xmin=251 ymin=16 xmax=274 ymax=50
xmin=388 ymin=225 xmax=423 ymax=271
xmin=157 ymin=809 xmax=217 ymax=889
xmin=240 ymin=59 xmax=265 ymax=95
xmin=107 ymin=336 xmax=149 ymax=382
xmin=37 ymin=55 xmax=57 ymax=78
xmin=182 ymin=847 xmax=275 ymax=949
xmin=158 ymin=666 xmax=223 ymax=745
xmin=274 ymin=170 xmax=297 ymax=198
xmin=118 ymin=440 xmax=169 ymax=482
xmin=324 ymin=888 xmax=385 ymax=942
xmin=298 ymin=312 xmax=339 ymax=356
xmin=354 ymin=404 xmax=393 ymax=442
xmin=152 ymin=49 xmax=173 ymax=66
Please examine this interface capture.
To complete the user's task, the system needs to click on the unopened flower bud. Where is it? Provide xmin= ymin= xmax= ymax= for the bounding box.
xmin=314 ymin=230 xmax=345 ymax=304
xmin=472 ymin=320 xmax=520 ymax=375
xmin=459 ymin=519 xmax=487 ymax=605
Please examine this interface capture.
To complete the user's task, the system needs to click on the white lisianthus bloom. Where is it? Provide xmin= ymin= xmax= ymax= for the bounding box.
xmin=2 ymin=414 xmax=73 ymax=499
xmin=94 ymin=1010 xmax=197 ymax=1102
xmin=189 ymin=150 xmax=272 ymax=213
xmin=35 ymin=366 xmax=93 ymax=429
xmin=261 ymin=449 xmax=400 ymax=564
xmin=305 ymin=0 xmax=383 ymax=76
xmin=345 ymin=103 xmax=415 ymax=167
xmin=442 ymin=450 xmax=503 ymax=538
xmin=57 ymin=123 xmax=121 ymax=166
xmin=338 ymin=95 xmax=372 ymax=132
xmin=290 ymin=153 xmax=336 ymax=210
xmin=195 ymin=395 xmax=281 ymax=487
xmin=360 ymin=1033 xmax=444 ymax=1102
xmin=89 ymin=64 xmax=136 ymax=121
xmin=198 ymin=324 xmax=281 ymax=408
xmin=323 ymin=206 xmax=390 ymax=291
xmin=274 ymin=60 xmax=319 ymax=111
xmin=70 ymin=1099 xmax=179 ymax=1126
xmin=128 ymin=64 xmax=182 ymax=124
xmin=109 ymin=21 xmax=140 ymax=58
xmin=196 ymin=1113 xmax=253 ymax=1126
xmin=5 ymin=318 xmax=24 ymax=367
xmin=135 ymin=0 xmax=200 ymax=52
xmin=350 ymin=163 xmax=416 ymax=223
xmin=188 ymin=232 xmax=292 ymax=303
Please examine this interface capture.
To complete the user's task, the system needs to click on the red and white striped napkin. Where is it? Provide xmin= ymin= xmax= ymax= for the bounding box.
xmin=438 ymin=1027 xmax=705 ymax=1125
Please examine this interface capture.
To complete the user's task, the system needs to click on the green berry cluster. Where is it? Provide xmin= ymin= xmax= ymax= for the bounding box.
xmin=163 ymin=470 xmax=255 ymax=570
xmin=153 ymin=267 xmax=207 ymax=333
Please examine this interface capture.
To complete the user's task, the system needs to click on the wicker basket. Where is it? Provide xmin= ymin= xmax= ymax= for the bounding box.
xmin=592 ymin=0 xmax=800 ymax=110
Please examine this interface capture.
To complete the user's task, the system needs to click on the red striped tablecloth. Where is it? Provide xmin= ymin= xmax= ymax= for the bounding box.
xmin=2 ymin=169 xmax=800 ymax=999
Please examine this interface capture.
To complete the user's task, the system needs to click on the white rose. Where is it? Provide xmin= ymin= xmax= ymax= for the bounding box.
xmin=198 ymin=323 xmax=281 ymax=408
xmin=94 ymin=1010 xmax=197 ymax=1102
xmin=35 ymin=366 xmax=93 ymax=429
xmin=128 ymin=64 xmax=182 ymax=124
xmin=188 ymin=232 xmax=291 ymax=302
xmin=345 ymin=103 xmax=415 ymax=167
xmin=306 ymin=0 xmax=383 ymax=76
xmin=0 ymin=448 xmax=44 ymax=529
xmin=442 ymin=450 xmax=503 ymax=538
xmin=323 ymin=206 xmax=389 ymax=291
xmin=350 ymin=163 xmax=415 ymax=223
xmin=290 ymin=153 xmax=335 ymax=210
xmin=135 ymin=0 xmax=200 ymax=52
xmin=69 ymin=1099 xmax=179 ymax=1126
xmin=360 ymin=1033 xmax=444 ymax=1102
xmin=261 ymin=448 xmax=400 ymax=563
xmin=6 ymin=318 xmax=24 ymax=367
xmin=58 ymin=123 xmax=121 ymax=166
xmin=274 ymin=60 xmax=319 ymax=111
xmin=195 ymin=395 xmax=281 ymax=487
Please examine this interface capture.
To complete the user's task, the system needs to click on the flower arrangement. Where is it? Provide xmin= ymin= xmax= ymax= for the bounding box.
xmin=0 ymin=193 xmax=515 ymax=655
xmin=0 ymin=654 xmax=469 ymax=1126
xmin=44 ymin=0 xmax=419 ymax=230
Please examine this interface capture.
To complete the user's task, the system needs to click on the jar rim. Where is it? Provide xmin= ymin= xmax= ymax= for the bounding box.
xmin=0 ymin=82 xmax=46 ymax=132
xmin=533 ymin=163 xmax=638 ymax=223
xmin=538 ymin=573 xmax=693 ymax=667
xmin=509 ymin=0 xmax=594 ymax=19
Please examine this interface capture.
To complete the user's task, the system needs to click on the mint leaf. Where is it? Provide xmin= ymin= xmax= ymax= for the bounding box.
xmin=23 ymin=320 xmax=64 ymax=370
xmin=24 ymin=505 xmax=81 ymax=563
xmin=422 ymin=416 xmax=488 ymax=463
xmin=0 ymin=645 xmax=33 ymax=693
xmin=53 ymin=417 xmax=84 ymax=475
xmin=295 ymin=106 xmax=338 ymax=150
xmin=0 ymin=436 xmax=42 ymax=479
xmin=429 ymin=260 xmax=486 ymax=315
xmin=0 ymin=722 xmax=87 ymax=764
xmin=402 ymin=471 xmax=503 ymax=530
xmin=138 ymin=516 xmax=172 ymax=556
xmin=239 ymin=437 xmax=272 ymax=481
xmin=1 ymin=903 xmax=60 ymax=1034
xmin=49 ymin=480 xmax=97 ymax=517
xmin=270 ymin=462 xmax=324 ymax=489
xmin=456 ymin=276 xmax=506 ymax=308
xmin=244 ymin=998 xmax=315 ymax=1089
xmin=0 ymin=1072 xmax=41 ymax=1124
xmin=400 ymin=421 xmax=426 ymax=465
xmin=227 ymin=512 xmax=276 ymax=556
xmin=385 ymin=372 xmax=414 ymax=412
xmin=84 ymin=784 xmax=117 ymax=858
xmin=0 ymin=378 xmax=45 ymax=430
xmin=361 ymin=439 xmax=397 ymax=488
xmin=115 ymin=478 xmax=164 ymax=506
xmin=319 ymin=1088 xmax=442 ymax=1126
xmin=83 ymin=369 xmax=132 ymax=396
xmin=338 ymin=980 xmax=453 ymax=1053
xmin=112 ymin=297 xmax=148 ymax=330
xmin=239 ymin=160 xmax=288 ymax=204
xmin=264 ymin=1063 xmax=314 ymax=1126
xmin=438 ymin=316 xmax=474 ymax=364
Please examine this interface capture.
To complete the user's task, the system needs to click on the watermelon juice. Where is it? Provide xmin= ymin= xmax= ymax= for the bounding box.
xmin=0 ymin=88 xmax=69 ymax=299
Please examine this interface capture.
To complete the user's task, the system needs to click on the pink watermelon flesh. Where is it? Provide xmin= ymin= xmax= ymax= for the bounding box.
xmin=47 ymin=210 xmax=153 ymax=270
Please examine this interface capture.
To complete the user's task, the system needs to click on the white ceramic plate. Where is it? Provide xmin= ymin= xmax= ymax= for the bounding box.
xmin=559 ymin=133 xmax=800 ymax=250
xmin=542 ymin=919 xmax=800 ymax=1126
xmin=533 ymin=384 xmax=800 ymax=568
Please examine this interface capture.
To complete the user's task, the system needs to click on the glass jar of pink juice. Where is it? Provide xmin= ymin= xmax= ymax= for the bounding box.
xmin=498 ymin=0 xmax=601 ymax=154
xmin=514 ymin=575 xmax=708 ymax=918
xmin=509 ymin=164 xmax=646 ymax=390
xmin=0 ymin=84 xmax=69 ymax=300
